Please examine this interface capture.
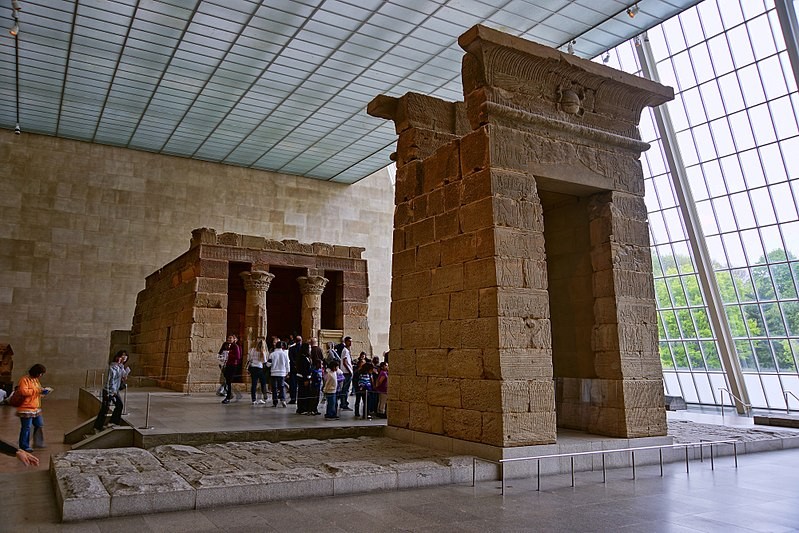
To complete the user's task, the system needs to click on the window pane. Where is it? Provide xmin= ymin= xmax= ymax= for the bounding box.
xmin=760 ymin=142 xmax=787 ymax=184
xmin=770 ymin=96 xmax=799 ymax=139
xmin=730 ymin=192 xmax=757 ymax=229
xmin=738 ymin=64 xmax=766 ymax=106
xmin=728 ymin=111 xmax=756 ymax=151
xmin=748 ymin=14 xmax=777 ymax=60
xmin=708 ymin=34 xmax=735 ymax=76
xmin=749 ymin=104 xmax=777 ymax=145
xmin=700 ymin=80 xmax=725 ymax=120
xmin=728 ymin=25 xmax=755 ymax=68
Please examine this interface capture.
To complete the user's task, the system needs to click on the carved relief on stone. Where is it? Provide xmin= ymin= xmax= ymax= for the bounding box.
xmin=297 ymin=275 xmax=329 ymax=295
xmin=557 ymin=82 xmax=584 ymax=116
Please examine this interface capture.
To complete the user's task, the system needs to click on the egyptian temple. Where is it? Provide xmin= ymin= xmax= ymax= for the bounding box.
xmin=131 ymin=228 xmax=371 ymax=392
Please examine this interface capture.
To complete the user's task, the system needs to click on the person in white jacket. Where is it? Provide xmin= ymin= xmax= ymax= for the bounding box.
xmin=267 ymin=341 xmax=290 ymax=407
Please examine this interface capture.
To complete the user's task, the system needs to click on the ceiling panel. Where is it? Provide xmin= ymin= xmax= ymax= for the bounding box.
xmin=1 ymin=0 xmax=699 ymax=183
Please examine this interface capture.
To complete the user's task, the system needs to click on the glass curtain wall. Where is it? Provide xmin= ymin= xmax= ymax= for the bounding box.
xmin=603 ymin=0 xmax=799 ymax=409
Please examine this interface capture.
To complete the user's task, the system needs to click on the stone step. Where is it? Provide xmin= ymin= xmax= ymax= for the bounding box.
xmin=71 ymin=426 xmax=135 ymax=450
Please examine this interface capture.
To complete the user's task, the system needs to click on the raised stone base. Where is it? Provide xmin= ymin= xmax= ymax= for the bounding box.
xmin=386 ymin=426 xmax=673 ymax=479
xmin=51 ymin=437 xmax=474 ymax=522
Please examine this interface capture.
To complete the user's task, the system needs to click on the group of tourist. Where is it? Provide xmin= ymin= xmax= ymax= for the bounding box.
xmin=0 ymin=334 xmax=388 ymax=468
xmin=217 ymin=333 xmax=388 ymax=420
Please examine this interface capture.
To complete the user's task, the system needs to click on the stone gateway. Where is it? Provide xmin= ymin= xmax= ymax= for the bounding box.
xmin=368 ymin=25 xmax=674 ymax=449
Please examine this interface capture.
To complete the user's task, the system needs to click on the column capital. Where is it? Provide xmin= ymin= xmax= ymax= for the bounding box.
xmin=240 ymin=270 xmax=275 ymax=292
xmin=297 ymin=275 xmax=328 ymax=295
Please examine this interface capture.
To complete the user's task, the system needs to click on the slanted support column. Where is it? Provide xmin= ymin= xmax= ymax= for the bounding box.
xmin=240 ymin=270 xmax=275 ymax=354
xmin=297 ymin=275 xmax=329 ymax=341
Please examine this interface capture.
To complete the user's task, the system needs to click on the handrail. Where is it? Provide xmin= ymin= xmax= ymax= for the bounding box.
xmin=472 ymin=438 xmax=739 ymax=494
xmin=786 ymin=390 xmax=799 ymax=414
xmin=719 ymin=387 xmax=751 ymax=417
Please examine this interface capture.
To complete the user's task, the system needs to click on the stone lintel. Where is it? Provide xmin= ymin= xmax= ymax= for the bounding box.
xmin=458 ymin=25 xmax=673 ymax=150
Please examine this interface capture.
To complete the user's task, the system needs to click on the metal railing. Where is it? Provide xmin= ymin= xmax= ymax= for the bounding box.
xmin=719 ymin=387 xmax=752 ymax=417
xmin=472 ymin=439 xmax=739 ymax=495
xmin=785 ymin=390 xmax=799 ymax=414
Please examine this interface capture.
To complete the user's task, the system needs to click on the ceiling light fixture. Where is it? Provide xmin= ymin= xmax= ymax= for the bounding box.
xmin=627 ymin=4 xmax=639 ymax=18
xmin=10 ymin=0 xmax=21 ymax=135
xmin=9 ymin=0 xmax=20 ymax=36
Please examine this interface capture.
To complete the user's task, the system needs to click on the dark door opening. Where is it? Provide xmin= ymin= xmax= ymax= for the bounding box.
xmin=227 ymin=262 xmax=249 ymax=383
xmin=322 ymin=270 xmax=343 ymax=330
xmin=265 ymin=266 xmax=303 ymax=341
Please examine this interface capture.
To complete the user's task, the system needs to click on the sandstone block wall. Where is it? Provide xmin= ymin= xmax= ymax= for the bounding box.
xmin=371 ymin=24 xmax=672 ymax=446
xmin=0 ymin=131 xmax=393 ymax=397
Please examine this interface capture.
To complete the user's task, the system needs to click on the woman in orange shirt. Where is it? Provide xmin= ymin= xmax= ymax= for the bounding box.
xmin=16 ymin=364 xmax=51 ymax=452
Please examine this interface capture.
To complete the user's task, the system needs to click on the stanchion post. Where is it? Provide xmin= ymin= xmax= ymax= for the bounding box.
xmin=710 ymin=443 xmax=715 ymax=470
xmin=140 ymin=392 xmax=153 ymax=429
xmin=122 ymin=385 xmax=128 ymax=415
xmin=602 ymin=453 xmax=606 ymax=483
xmin=472 ymin=458 xmax=476 ymax=487
xmin=537 ymin=459 xmax=541 ymax=491
xmin=685 ymin=445 xmax=690 ymax=473
xmin=570 ymin=456 xmax=575 ymax=487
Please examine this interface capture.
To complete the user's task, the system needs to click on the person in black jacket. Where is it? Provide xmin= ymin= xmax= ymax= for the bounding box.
xmin=287 ymin=335 xmax=306 ymax=404
xmin=295 ymin=343 xmax=314 ymax=415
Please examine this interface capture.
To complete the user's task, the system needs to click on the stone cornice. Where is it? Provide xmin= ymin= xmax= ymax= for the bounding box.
xmin=482 ymin=101 xmax=651 ymax=153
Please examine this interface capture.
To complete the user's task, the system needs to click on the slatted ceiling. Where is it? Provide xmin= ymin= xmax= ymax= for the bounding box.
xmin=1 ymin=0 xmax=697 ymax=184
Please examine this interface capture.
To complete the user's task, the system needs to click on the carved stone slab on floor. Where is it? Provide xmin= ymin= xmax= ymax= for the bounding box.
xmin=51 ymin=436 xmax=473 ymax=522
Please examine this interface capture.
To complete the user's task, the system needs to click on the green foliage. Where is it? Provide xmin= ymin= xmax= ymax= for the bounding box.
xmin=653 ymin=248 xmax=799 ymax=373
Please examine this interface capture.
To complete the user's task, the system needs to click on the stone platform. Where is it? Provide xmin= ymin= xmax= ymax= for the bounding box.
xmin=51 ymin=436 xmax=474 ymax=522
xmin=53 ymin=389 xmax=799 ymax=523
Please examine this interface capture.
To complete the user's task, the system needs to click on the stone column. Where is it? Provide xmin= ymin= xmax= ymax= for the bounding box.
xmin=297 ymin=276 xmax=329 ymax=341
xmin=240 ymin=270 xmax=275 ymax=354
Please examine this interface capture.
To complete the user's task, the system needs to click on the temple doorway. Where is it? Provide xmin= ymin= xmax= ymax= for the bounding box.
xmin=265 ymin=266 xmax=303 ymax=340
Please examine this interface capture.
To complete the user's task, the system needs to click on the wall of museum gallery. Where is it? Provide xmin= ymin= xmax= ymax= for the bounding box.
xmin=0 ymin=130 xmax=394 ymax=397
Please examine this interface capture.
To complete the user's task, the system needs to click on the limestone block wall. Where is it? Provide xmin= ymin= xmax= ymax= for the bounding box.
xmin=0 ymin=131 xmax=393 ymax=398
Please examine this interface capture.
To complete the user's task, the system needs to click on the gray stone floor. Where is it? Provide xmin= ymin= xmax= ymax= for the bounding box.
xmin=4 ymin=396 xmax=799 ymax=531
xmin=4 ymin=445 xmax=799 ymax=531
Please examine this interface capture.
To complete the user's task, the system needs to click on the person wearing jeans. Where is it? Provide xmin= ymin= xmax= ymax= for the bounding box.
xmin=93 ymin=351 xmax=127 ymax=431
xmin=324 ymin=361 xmax=340 ymax=420
xmin=268 ymin=341 xmax=289 ymax=407
xmin=338 ymin=336 xmax=353 ymax=410
xmin=15 ymin=364 xmax=50 ymax=452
